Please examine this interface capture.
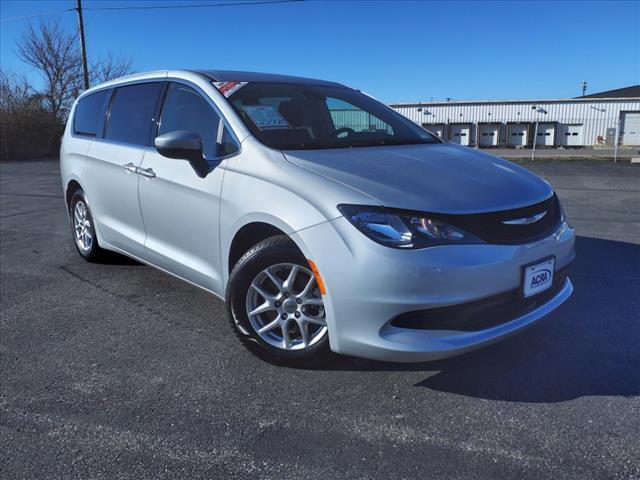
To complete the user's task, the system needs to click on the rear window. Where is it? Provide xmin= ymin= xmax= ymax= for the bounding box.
xmin=73 ymin=90 xmax=110 ymax=137
xmin=105 ymin=82 xmax=163 ymax=146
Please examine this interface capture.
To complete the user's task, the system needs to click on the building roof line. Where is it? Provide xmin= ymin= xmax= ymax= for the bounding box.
xmin=390 ymin=97 xmax=640 ymax=107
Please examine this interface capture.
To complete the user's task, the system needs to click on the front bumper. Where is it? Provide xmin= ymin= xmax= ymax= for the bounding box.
xmin=291 ymin=217 xmax=575 ymax=363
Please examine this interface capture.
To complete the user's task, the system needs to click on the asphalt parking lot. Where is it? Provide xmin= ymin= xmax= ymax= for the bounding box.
xmin=1 ymin=159 xmax=639 ymax=479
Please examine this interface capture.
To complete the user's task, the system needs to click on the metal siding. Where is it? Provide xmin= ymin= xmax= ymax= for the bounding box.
xmin=330 ymin=110 xmax=388 ymax=132
xmin=392 ymin=99 xmax=640 ymax=146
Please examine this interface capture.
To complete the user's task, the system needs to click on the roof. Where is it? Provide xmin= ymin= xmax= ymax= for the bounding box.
xmin=579 ymin=85 xmax=640 ymax=98
xmin=196 ymin=70 xmax=346 ymax=88
xmin=391 ymin=85 xmax=640 ymax=107
xmin=390 ymin=96 xmax=640 ymax=107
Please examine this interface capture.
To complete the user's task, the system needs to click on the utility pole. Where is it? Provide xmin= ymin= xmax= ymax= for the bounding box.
xmin=531 ymin=107 xmax=548 ymax=161
xmin=76 ymin=0 xmax=89 ymax=90
xmin=581 ymin=80 xmax=588 ymax=97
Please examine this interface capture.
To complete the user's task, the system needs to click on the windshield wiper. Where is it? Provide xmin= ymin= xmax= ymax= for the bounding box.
xmin=374 ymin=138 xmax=438 ymax=146
xmin=283 ymin=137 xmax=439 ymax=150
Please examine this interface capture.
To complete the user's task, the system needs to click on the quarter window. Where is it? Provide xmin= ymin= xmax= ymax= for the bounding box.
xmin=158 ymin=83 xmax=236 ymax=158
xmin=105 ymin=82 xmax=163 ymax=146
xmin=73 ymin=90 xmax=110 ymax=136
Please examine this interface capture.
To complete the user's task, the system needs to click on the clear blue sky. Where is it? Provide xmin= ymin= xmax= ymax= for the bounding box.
xmin=1 ymin=0 xmax=639 ymax=103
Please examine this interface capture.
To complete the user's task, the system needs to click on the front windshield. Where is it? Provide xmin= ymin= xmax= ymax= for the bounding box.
xmin=225 ymin=82 xmax=439 ymax=150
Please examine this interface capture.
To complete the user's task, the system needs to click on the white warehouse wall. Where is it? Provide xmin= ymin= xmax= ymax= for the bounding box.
xmin=390 ymin=98 xmax=640 ymax=147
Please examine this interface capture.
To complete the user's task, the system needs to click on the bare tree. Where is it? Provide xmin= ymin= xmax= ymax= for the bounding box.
xmin=16 ymin=21 xmax=82 ymax=122
xmin=91 ymin=52 xmax=132 ymax=85
xmin=16 ymin=20 xmax=132 ymax=122
xmin=0 ymin=70 xmax=34 ymax=113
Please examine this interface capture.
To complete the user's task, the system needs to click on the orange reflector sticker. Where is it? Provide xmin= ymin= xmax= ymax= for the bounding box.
xmin=307 ymin=259 xmax=326 ymax=296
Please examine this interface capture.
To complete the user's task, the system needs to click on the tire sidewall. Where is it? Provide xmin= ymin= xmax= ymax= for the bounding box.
xmin=69 ymin=190 xmax=99 ymax=260
xmin=227 ymin=237 xmax=330 ymax=362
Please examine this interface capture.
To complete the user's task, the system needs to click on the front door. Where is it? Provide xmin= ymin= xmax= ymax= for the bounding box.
xmin=138 ymin=82 xmax=238 ymax=294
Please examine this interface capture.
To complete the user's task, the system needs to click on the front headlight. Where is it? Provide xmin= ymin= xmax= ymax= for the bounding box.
xmin=337 ymin=204 xmax=484 ymax=249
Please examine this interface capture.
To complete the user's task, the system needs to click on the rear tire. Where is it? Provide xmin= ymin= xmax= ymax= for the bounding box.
xmin=226 ymin=235 xmax=331 ymax=366
xmin=69 ymin=189 xmax=107 ymax=262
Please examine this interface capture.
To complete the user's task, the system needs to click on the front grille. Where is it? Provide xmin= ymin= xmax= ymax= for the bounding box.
xmin=391 ymin=270 xmax=568 ymax=332
xmin=425 ymin=194 xmax=562 ymax=245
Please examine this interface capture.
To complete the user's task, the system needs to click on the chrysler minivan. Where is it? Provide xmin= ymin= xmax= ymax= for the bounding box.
xmin=60 ymin=70 xmax=575 ymax=364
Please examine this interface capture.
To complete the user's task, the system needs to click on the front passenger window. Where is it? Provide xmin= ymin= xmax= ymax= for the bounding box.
xmin=158 ymin=83 xmax=236 ymax=158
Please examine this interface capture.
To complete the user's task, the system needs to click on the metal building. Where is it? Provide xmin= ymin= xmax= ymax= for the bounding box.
xmin=390 ymin=85 xmax=640 ymax=148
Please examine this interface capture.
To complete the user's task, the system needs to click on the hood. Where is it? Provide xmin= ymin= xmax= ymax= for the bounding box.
xmin=283 ymin=143 xmax=553 ymax=214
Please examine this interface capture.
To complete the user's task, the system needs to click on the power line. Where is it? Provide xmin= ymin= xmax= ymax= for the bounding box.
xmin=0 ymin=8 xmax=74 ymax=23
xmin=0 ymin=0 xmax=303 ymax=23
xmin=84 ymin=0 xmax=304 ymax=11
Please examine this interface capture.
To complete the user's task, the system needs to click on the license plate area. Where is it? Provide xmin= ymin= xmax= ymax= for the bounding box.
xmin=522 ymin=256 xmax=555 ymax=298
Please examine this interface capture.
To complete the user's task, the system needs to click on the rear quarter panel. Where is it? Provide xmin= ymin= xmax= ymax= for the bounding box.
xmin=60 ymin=101 xmax=92 ymax=209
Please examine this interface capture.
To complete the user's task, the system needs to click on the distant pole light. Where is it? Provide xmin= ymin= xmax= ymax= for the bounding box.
xmin=582 ymin=80 xmax=588 ymax=97
xmin=531 ymin=106 xmax=548 ymax=162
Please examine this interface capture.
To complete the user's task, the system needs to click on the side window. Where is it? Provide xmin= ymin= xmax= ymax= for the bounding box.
xmin=105 ymin=82 xmax=163 ymax=146
xmin=73 ymin=90 xmax=110 ymax=136
xmin=159 ymin=83 xmax=237 ymax=158
xmin=326 ymin=97 xmax=393 ymax=134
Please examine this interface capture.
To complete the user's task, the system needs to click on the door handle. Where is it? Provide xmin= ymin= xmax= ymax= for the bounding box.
xmin=122 ymin=162 xmax=138 ymax=173
xmin=137 ymin=167 xmax=156 ymax=178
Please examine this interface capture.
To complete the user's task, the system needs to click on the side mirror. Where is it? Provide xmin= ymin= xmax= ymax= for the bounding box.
xmin=154 ymin=130 xmax=210 ymax=178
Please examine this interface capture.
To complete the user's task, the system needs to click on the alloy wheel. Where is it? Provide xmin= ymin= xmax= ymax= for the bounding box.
xmin=73 ymin=200 xmax=93 ymax=252
xmin=245 ymin=263 xmax=327 ymax=350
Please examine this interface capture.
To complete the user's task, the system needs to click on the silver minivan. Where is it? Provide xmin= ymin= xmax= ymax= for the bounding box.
xmin=60 ymin=70 xmax=575 ymax=365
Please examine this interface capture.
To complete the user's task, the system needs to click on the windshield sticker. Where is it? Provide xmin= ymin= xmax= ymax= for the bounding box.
xmin=242 ymin=105 xmax=291 ymax=130
xmin=213 ymin=81 xmax=248 ymax=98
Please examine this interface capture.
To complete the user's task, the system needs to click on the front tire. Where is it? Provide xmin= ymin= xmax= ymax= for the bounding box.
xmin=69 ymin=189 xmax=107 ymax=262
xmin=226 ymin=235 xmax=331 ymax=365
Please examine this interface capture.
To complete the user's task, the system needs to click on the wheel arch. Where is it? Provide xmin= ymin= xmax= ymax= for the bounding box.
xmin=227 ymin=222 xmax=293 ymax=276
xmin=65 ymin=179 xmax=83 ymax=209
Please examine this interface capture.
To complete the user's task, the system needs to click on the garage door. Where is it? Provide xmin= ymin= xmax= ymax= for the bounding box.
xmin=535 ymin=123 xmax=555 ymax=146
xmin=621 ymin=112 xmax=640 ymax=146
xmin=479 ymin=124 xmax=499 ymax=147
xmin=560 ymin=124 xmax=583 ymax=146
xmin=508 ymin=125 xmax=528 ymax=146
xmin=449 ymin=124 xmax=470 ymax=146
xmin=422 ymin=124 xmax=444 ymax=138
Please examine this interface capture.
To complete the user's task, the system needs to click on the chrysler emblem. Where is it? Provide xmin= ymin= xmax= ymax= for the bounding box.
xmin=502 ymin=211 xmax=547 ymax=225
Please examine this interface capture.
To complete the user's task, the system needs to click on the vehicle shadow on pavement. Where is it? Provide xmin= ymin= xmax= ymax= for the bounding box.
xmin=96 ymin=251 xmax=144 ymax=266
xmin=322 ymin=236 xmax=640 ymax=403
